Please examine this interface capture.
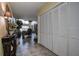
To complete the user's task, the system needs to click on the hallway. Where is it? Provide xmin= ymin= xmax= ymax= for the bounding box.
xmin=16 ymin=33 xmax=56 ymax=56
xmin=0 ymin=2 xmax=79 ymax=56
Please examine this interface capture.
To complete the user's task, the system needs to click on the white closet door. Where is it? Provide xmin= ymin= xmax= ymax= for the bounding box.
xmin=43 ymin=13 xmax=47 ymax=47
xmin=41 ymin=14 xmax=45 ymax=46
xmin=43 ymin=13 xmax=47 ymax=48
xmin=68 ymin=2 xmax=79 ymax=56
xmin=58 ymin=3 xmax=68 ymax=56
xmin=40 ymin=15 xmax=43 ymax=45
xmin=40 ymin=15 xmax=42 ymax=44
xmin=41 ymin=11 xmax=53 ymax=51
xmin=43 ymin=12 xmax=49 ymax=49
xmin=48 ymin=11 xmax=53 ymax=51
xmin=51 ymin=3 xmax=68 ymax=56
xmin=51 ymin=6 xmax=59 ymax=55
xmin=38 ymin=16 xmax=41 ymax=43
xmin=42 ymin=15 xmax=45 ymax=45
xmin=44 ymin=13 xmax=48 ymax=47
xmin=46 ymin=11 xmax=52 ymax=50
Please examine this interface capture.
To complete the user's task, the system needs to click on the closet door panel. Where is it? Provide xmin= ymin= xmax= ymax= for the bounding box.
xmin=68 ymin=2 xmax=79 ymax=56
xmin=43 ymin=13 xmax=47 ymax=47
xmin=48 ymin=12 xmax=53 ymax=51
xmin=40 ymin=15 xmax=44 ymax=45
xmin=69 ymin=38 xmax=79 ymax=56
xmin=68 ymin=2 xmax=79 ymax=38
xmin=43 ymin=13 xmax=48 ymax=48
xmin=42 ymin=15 xmax=44 ymax=45
xmin=58 ymin=3 xmax=68 ymax=56
xmin=51 ymin=3 xmax=68 ymax=55
xmin=40 ymin=16 xmax=42 ymax=44
xmin=38 ymin=16 xmax=41 ymax=43
xmin=51 ymin=6 xmax=59 ymax=55
xmin=45 ymin=12 xmax=50 ymax=49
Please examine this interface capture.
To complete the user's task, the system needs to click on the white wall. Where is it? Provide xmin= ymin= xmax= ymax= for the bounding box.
xmin=38 ymin=2 xmax=79 ymax=56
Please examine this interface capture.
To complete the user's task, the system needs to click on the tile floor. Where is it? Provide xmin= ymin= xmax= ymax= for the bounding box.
xmin=16 ymin=33 xmax=57 ymax=56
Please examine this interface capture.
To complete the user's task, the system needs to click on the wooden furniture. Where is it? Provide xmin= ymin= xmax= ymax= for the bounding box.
xmin=0 ymin=3 xmax=16 ymax=56
xmin=2 ymin=34 xmax=17 ymax=56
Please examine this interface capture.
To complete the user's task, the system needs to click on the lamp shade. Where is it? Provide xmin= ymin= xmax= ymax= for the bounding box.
xmin=4 ymin=11 xmax=12 ymax=17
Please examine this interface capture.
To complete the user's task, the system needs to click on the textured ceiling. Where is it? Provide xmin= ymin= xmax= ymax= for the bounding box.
xmin=9 ymin=2 xmax=46 ymax=19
